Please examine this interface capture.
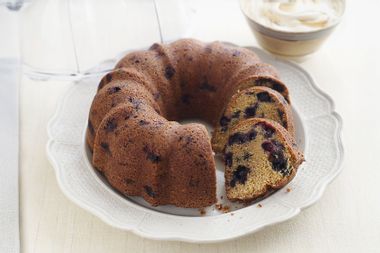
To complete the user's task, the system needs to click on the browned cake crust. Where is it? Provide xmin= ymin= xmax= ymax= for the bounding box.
xmin=86 ymin=38 xmax=296 ymax=208
xmin=212 ymin=86 xmax=295 ymax=153
xmin=224 ymin=118 xmax=304 ymax=203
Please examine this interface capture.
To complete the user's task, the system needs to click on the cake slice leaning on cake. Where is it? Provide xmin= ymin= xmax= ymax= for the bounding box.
xmin=212 ymin=86 xmax=295 ymax=153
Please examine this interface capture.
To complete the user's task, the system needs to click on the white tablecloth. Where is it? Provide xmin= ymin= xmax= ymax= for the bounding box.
xmin=1 ymin=0 xmax=380 ymax=252
xmin=0 ymin=59 xmax=19 ymax=253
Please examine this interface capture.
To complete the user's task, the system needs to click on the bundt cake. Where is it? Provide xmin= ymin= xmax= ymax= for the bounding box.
xmin=224 ymin=118 xmax=304 ymax=202
xmin=86 ymin=38 xmax=303 ymax=208
xmin=212 ymin=86 xmax=295 ymax=153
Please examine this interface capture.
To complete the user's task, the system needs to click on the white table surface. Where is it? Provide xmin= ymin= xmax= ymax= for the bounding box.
xmin=1 ymin=0 xmax=380 ymax=252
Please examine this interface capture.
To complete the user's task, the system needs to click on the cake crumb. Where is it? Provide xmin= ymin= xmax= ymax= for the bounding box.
xmin=222 ymin=205 xmax=230 ymax=213
xmin=199 ymin=208 xmax=206 ymax=216
xmin=215 ymin=203 xmax=230 ymax=213
xmin=230 ymin=212 xmax=234 ymax=216
xmin=286 ymin=188 xmax=292 ymax=192
xmin=257 ymin=203 xmax=262 ymax=208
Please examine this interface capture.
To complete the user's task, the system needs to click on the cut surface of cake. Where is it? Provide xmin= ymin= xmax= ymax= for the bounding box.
xmin=224 ymin=118 xmax=304 ymax=202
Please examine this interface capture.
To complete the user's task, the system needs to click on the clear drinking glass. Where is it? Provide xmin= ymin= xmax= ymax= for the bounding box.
xmin=19 ymin=0 xmax=192 ymax=80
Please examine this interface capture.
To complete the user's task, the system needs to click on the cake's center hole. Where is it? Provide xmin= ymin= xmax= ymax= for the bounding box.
xmin=179 ymin=119 xmax=214 ymax=137
xmin=179 ymin=119 xmax=225 ymax=172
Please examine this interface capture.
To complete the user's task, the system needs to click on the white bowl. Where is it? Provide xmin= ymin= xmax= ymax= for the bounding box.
xmin=240 ymin=0 xmax=346 ymax=56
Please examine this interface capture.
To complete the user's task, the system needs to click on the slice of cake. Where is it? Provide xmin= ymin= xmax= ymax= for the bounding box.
xmin=226 ymin=63 xmax=291 ymax=103
xmin=212 ymin=86 xmax=295 ymax=152
xmin=224 ymin=118 xmax=304 ymax=202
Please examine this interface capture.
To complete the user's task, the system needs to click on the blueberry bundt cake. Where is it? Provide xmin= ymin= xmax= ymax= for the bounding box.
xmin=86 ymin=38 xmax=303 ymax=208
xmin=224 ymin=118 xmax=304 ymax=202
xmin=212 ymin=86 xmax=295 ymax=153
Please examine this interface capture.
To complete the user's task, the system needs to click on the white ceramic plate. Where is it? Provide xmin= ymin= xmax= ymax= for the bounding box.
xmin=47 ymin=47 xmax=343 ymax=243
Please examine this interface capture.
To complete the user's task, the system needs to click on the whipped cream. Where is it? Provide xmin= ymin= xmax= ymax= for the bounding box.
xmin=248 ymin=0 xmax=343 ymax=32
